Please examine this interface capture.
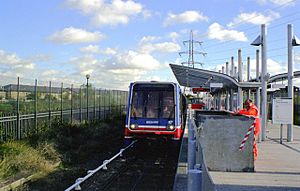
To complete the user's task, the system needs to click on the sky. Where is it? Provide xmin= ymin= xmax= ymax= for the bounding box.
xmin=1 ymin=0 xmax=300 ymax=90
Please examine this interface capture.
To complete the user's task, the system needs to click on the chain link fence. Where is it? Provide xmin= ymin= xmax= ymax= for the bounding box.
xmin=0 ymin=77 xmax=128 ymax=142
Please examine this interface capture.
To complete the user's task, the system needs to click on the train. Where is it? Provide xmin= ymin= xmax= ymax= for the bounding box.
xmin=124 ymin=81 xmax=187 ymax=140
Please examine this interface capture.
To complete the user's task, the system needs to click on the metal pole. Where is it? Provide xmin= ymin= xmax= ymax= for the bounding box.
xmin=231 ymin=56 xmax=234 ymax=77
xmin=238 ymin=49 xmax=243 ymax=82
xmin=230 ymin=89 xmax=234 ymax=111
xmin=94 ymin=87 xmax=96 ymax=121
xmin=247 ymin=57 xmax=251 ymax=99
xmin=287 ymin=24 xmax=294 ymax=142
xmin=238 ymin=49 xmax=243 ymax=110
xmin=16 ymin=77 xmax=20 ymax=139
xmin=218 ymin=92 xmax=221 ymax=110
xmin=49 ymin=81 xmax=52 ymax=128
xmin=256 ymin=50 xmax=260 ymax=81
xmin=70 ymin=84 xmax=73 ymax=124
xmin=255 ymin=50 xmax=261 ymax=142
xmin=261 ymin=24 xmax=267 ymax=141
xmin=225 ymin=61 xmax=230 ymax=110
xmin=86 ymin=78 xmax=89 ymax=122
xmin=34 ymin=79 xmax=38 ymax=132
xmin=98 ymin=89 xmax=101 ymax=120
xmin=61 ymin=82 xmax=63 ymax=122
xmin=234 ymin=66 xmax=237 ymax=78
xmin=80 ymin=87 xmax=82 ymax=123
xmin=226 ymin=62 xmax=229 ymax=75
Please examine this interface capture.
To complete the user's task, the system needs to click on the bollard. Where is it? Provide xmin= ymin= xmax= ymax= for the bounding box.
xmin=188 ymin=169 xmax=202 ymax=191
xmin=188 ymin=139 xmax=196 ymax=170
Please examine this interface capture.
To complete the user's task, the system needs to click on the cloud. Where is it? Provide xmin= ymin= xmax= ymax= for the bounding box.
xmin=80 ymin=45 xmax=117 ymax=55
xmin=65 ymin=50 xmax=164 ymax=89
xmin=228 ymin=11 xmax=280 ymax=27
xmin=163 ymin=10 xmax=208 ymax=26
xmin=140 ymin=36 xmax=161 ymax=43
xmin=140 ymin=42 xmax=181 ymax=54
xmin=207 ymin=23 xmax=248 ymax=42
xmin=257 ymin=0 xmax=295 ymax=6
xmin=48 ymin=27 xmax=105 ymax=44
xmin=168 ymin=32 xmax=180 ymax=42
xmin=0 ymin=49 xmax=36 ymax=78
xmin=65 ymin=0 xmax=144 ymax=26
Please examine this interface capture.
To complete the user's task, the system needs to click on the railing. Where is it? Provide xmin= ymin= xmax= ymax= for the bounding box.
xmin=64 ymin=140 xmax=137 ymax=191
xmin=0 ymin=105 xmax=127 ymax=142
xmin=187 ymin=108 xmax=215 ymax=191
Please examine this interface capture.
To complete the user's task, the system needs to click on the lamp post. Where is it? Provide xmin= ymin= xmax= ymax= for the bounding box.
xmin=86 ymin=74 xmax=90 ymax=122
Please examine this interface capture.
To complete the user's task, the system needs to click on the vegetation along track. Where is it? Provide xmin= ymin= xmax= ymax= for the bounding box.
xmin=77 ymin=138 xmax=181 ymax=191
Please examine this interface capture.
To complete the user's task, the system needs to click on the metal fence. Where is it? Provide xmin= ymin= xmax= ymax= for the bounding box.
xmin=187 ymin=109 xmax=215 ymax=191
xmin=0 ymin=77 xmax=128 ymax=142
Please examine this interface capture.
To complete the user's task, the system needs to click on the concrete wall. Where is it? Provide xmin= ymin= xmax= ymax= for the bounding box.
xmin=195 ymin=111 xmax=255 ymax=172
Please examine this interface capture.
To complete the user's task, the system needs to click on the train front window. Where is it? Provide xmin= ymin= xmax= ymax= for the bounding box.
xmin=130 ymin=84 xmax=175 ymax=119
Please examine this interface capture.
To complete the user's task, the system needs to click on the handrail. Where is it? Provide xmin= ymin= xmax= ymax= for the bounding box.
xmin=64 ymin=140 xmax=138 ymax=191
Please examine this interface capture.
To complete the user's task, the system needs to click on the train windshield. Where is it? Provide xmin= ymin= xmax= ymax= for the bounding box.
xmin=131 ymin=84 xmax=175 ymax=119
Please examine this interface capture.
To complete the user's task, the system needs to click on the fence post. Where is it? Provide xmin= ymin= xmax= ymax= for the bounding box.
xmin=48 ymin=81 xmax=52 ymax=129
xmin=34 ymin=79 xmax=38 ymax=133
xmin=80 ymin=87 xmax=82 ymax=123
xmin=109 ymin=90 xmax=111 ymax=113
xmin=61 ymin=83 xmax=63 ymax=123
xmin=16 ymin=77 xmax=21 ymax=140
xmin=70 ymin=84 xmax=73 ymax=124
xmin=98 ymin=89 xmax=101 ymax=120
xmin=94 ymin=87 xmax=96 ymax=121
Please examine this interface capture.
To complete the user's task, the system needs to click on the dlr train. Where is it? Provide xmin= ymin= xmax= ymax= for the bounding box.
xmin=124 ymin=81 xmax=187 ymax=140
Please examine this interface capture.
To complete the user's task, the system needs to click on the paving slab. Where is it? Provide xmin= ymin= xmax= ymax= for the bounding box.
xmin=211 ymin=123 xmax=300 ymax=191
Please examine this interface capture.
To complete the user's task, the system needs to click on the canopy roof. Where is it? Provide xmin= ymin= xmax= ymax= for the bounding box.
xmin=169 ymin=64 xmax=260 ymax=92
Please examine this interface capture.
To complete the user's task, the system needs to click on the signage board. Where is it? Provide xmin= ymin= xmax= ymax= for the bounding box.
xmin=272 ymin=98 xmax=293 ymax=124
xmin=271 ymin=84 xmax=286 ymax=89
xmin=192 ymin=87 xmax=210 ymax=93
xmin=210 ymin=83 xmax=223 ymax=88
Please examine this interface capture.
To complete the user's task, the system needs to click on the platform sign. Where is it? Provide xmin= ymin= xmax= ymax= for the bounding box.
xmin=272 ymin=98 xmax=293 ymax=124
xmin=210 ymin=83 xmax=223 ymax=88
xmin=271 ymin=84 xmax=286 ymax=89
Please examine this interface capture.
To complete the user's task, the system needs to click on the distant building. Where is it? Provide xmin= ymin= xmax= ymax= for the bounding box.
xmin=2 ymin=84 xmax=80 ymax=100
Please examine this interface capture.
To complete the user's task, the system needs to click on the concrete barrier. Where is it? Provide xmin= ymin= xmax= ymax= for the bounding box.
xmin=194 ymin=111 xmax=255 ymax=172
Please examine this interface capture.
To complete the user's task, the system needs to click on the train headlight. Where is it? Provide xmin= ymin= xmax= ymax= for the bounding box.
xmin=167 ymin=125 xmax=175 ymax=131
xmin=130 ymin=124 xmax=138 ymax=129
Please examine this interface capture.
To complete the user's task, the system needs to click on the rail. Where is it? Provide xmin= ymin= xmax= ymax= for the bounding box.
xmin=64 ymin=140 xmax=138 ymax=191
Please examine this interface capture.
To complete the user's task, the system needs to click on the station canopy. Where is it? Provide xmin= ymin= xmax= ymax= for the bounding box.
xmin=169 ymin=64 xmax=260 ymax=92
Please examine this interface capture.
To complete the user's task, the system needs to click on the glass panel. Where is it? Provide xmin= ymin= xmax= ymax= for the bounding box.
xmin=130 ymin=84 xmax=174 ymax=119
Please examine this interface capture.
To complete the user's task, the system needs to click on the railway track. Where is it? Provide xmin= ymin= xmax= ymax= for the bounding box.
xmin=70 ymin=138 xmax=181 ymax=191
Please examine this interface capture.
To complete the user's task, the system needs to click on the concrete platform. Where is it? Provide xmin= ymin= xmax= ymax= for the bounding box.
xmin=211 ymin=123 xmax=300 ymax=191
xmin=173 ymin=127 xmax=188 ymax=191
xmin=173 ymin=122 xmax=300 ymax=191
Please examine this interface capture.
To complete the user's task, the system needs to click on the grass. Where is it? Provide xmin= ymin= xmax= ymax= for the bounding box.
xmin=0 ymin=141 xmax=60 ymax=180
xmin=0 ymin=111 xmax=125 ymax=188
